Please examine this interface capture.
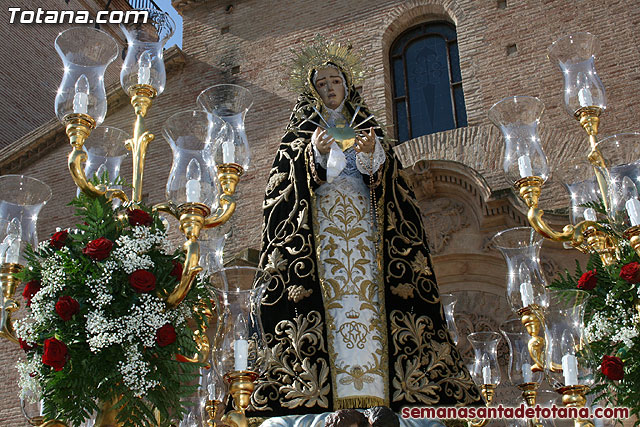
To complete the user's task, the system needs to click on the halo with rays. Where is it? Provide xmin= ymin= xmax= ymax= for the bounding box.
xmin=286 ymin=35 xmax=367 ymax=95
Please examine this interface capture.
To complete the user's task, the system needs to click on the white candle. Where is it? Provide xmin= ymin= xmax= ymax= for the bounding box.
xmin=72 ymin=74 xmax=89 ymax=115
xmin=0 ymin=241 xmax=7 ymax=263
xmin=562 ymin=354 xmax=579 ymax=386
xmin=207 ymin=383 xmax=216 ymax=400
xmin=1 ymin=219 xmax=21 ymax=264
xmin=626 ymin=198 xmax=640 ymax=226
xmin=233 ymin=339 xmax=249 ymax=371
xmin=578 ymin=87 xmax=593 ymax=108
xmin=482 ymin=365 xmax=491 ymax=384
xmin=518 ymin=155 xmax=533 ymax=178
xmin=222 ymin=140 xmax=234 ymax=164
xmin=583 ymin=207 xmax=597 ymax=222
xmin=5 ymin=236 xmax=20 ymax=264
xmin=186 ymin=180 xmax=201 ymax=203
xmin=185 ymin=159 xmax=201 ymax=203
xmin=521 ymin=362 xmax=533 ymax=383
xmin=137 ymin=50 xmax=152 ymax=85
xmin=520 ymin=280 xmax=534 ymax=307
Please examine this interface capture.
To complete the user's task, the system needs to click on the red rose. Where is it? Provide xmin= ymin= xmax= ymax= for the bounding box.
xmin=170 ymin=260 xmax=183 ymax=282
xmin=19 ymin=338 xmax=33 ymax=352
xmin=42 ymin=337 xmax=68 ymax=371
xmin=619 ymin=262 xmax=640 ymax=283
xmin=50 ymin=230 xmax=68 ymax=249
xmin=22 ymin=280 xmax=41 ymax=307
xmin=601 ymin=355 xmax=624 ymax=381
xmin=127 ymin=209 xmax=153 ymax=227
xmin=129 ymin=269 xmax=156 ymax=293
xmin=82 ymin=237 xmax=113 ymax=261
xmin=577 ymin=269 xmax=597 ymax=290
xmin=156 ymin=324 xmax=177 ymax=347
xmin=55 ymin=296 xmax=79 ymax=321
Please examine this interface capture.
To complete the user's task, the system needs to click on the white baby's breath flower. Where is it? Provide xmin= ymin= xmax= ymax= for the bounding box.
xmin=85 ymin=293 xmax=169 ymax=353
xmin=108 ymin=227 xmax=171 ymax=273
xmin=16 ymin=358 xmax=42 ymax=402
xmin=14 ymin=319 xmax=37 ymax=346
xmin=118 ymin=345 xmax=159 ymax=397
xmin=86 ymin=310 xmax=119 ymax=352
xmin=586 ymin=304 xmax=638 ymax=348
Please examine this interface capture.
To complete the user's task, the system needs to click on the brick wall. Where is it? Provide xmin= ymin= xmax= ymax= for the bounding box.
xmin=0 ymin=0 xmax=126 ymax=149
xmin=2 ymin=0 xmax=640 ymax=423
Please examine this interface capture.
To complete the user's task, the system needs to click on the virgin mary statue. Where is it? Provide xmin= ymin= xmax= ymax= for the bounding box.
xmin=251 ymin=38 xmax=482 ymax=417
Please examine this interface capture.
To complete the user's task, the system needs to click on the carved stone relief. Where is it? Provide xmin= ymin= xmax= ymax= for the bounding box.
xmin=421 ymin=198 xmax=470 ymax=254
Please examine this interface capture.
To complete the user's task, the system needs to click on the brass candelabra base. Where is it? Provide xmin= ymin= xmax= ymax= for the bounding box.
xmin=557 ymin=385 xmax=595 ymax=427
xmin=218 ymin=163 xmax=244 ymax=196
xmin=221 ymin=371 xmax=259 ymax=427
xmin=575 ymin=106 xmax=601 ymax=139
xmin=468 ymin=384 xmax=496 ymax=427
xmin=63 ymin=114 xmax=128 ymax=203
xmin=205 ymin=399 xmax=227 ymax=427
xmin=515 ymin=177 xmax=582 ymax=243
xmin=584 ymin=227 xmax=617 ymax=266
xmin=518 ymin=382 xmax=538 ymax=406
xmin=0 ymin=262 xmax=22 ymax=343
xmin=623 ymin=225 xmax=640 ymax=259
xmin=518 ymin=383 xmax=543 ymax=427
xmin=518 ymin=305 xmax=545 ymax=373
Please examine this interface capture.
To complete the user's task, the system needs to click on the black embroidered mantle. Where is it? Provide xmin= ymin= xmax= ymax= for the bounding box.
xmin=251 ymin=82 xmax=482 ymax=416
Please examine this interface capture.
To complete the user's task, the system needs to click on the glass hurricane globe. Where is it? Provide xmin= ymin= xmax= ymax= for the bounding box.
xmin=595 ymin=133 xmax=640 ymax=228
xmin=500 ymin=318 xmax=544 ymax=387
xmin=488 ymin=96 xmax=549 ymax=184
xmin=440 ymin=293 xmax=459 ymax=345
xmin=467 ymin=331 xmax=502 ymax=386
xmin=491 ymin=227 xmax=549 ymax=314
xmin=120 ymin=8 xmax=175 ymax=95
xmin=199 ymin=222 xmax=232 ymax=275
xmin=77 ymin=126 xmax=129 ymax=198
xmin=197 ymin=84 xmax=253 ymax=172
xmin=544 ymin=290 xmax=593 ymax=391
xmin=54 ymin=27 xmax=118 ymax=125
xmin=556 ymin=155 xmax=603 ymax=225
xmin=163 ymin=110 xmax=232 ymax=209
xmin=548 ymin=32 xmax=606 ymax=116
xmin=0 ymin=175 xmax=52 ymax=266
xmin=210 ymin=266 xmax=270 ymax=377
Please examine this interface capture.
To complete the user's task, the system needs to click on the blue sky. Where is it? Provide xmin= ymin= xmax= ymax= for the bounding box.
xmin=155 ymin=0 xmax=182 ymax=48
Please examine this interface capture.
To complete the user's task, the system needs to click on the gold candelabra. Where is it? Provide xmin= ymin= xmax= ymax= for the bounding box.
xmin=221 ymin=371 xmax=259 ymax=427
xmin=558 ymin=385 xmax=595 ymax=427
xmin=487 ymin=33 xmax=629 ymax=427
xmin=0 ymin=18 xmax=258 ymax=427
xmin=468 ymin=384 xmax=496 ymax=427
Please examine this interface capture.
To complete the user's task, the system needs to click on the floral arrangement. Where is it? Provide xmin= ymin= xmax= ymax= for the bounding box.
xmin=15 ymin=194 xmax=210 ymax=426
xmin=549 ymin=241 xmax=640 ymax=422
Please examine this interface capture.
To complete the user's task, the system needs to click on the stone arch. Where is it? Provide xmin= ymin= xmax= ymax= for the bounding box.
xmin=403 ymin=158 xmax=575 ymax=335
xmin=405 ymin=160 xmax=515 ymax=292
xmin=405 ymin=159 xmax=549 ymax=405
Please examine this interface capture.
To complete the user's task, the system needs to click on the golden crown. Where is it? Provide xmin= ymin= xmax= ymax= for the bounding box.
xmin=345 ymin=308 xmax=360 ymax=319
xmin=286 ymin=35 xmax=367 ymax=95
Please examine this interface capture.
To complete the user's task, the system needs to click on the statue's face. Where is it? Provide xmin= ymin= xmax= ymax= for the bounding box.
xmin=314 ymin=67 xmax=345 ymax=110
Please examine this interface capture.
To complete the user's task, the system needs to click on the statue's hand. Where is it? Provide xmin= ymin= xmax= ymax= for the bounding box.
xmin=355 ymin=128 xmax=376 ymax=153
xmin=312 ymin=127 xmax=333 ymax=155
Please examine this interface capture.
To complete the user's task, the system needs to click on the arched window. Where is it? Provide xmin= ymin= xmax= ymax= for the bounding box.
xmin=390 ymin=21 xmax=467 ymax=143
